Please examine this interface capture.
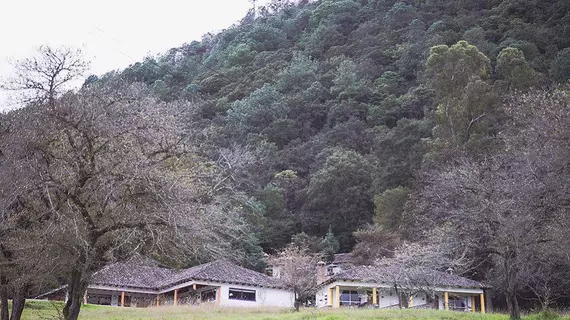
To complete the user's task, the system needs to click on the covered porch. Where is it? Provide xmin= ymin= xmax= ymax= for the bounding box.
xmin=85 ymin=282 xmax=224 ymax=307
xmin=324 ymin=282 xmax=486 ymax=313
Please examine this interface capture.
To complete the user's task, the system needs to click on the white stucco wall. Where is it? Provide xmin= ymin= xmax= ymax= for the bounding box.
xmin=218 ymin=283 xmax=294 ymax=308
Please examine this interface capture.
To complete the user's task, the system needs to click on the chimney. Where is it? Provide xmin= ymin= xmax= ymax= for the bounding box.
xmin=446 ymin=267 xmax=454 ymax=275
xmin=316 ymin=261 xmax=326 ymax=285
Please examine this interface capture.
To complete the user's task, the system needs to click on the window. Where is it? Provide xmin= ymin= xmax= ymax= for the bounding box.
xmin=340 ymin=290 xmax=361 ymax=306
xmin=228 ymin=288 xmax=256 ymax=302
xmin=327 ymin=266 xmax=335 ymax=276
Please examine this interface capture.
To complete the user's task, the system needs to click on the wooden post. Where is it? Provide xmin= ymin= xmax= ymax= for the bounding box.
xmin=174 ymin=289 xmax=178 ymax=306
xmin=480 ymin=293 xmax=485 ymax=314
xmin=156 ymin=294 xmax=160 ymax=307
xmin=444 ymin=291 xmax=449 ymax=311
xmin=217 ymin=286 xmax=222 ymax=305
xmin=372 ymin=287 xmax=377 ymax=306
xmin=329 ymin=287 xmax=334 ymax=306
xmin=121 ymin=291 xmax=125 ymax=307
xmin=83 ymin=290 xmax=87 ymax=305
xmin=193 ymin=283 xmax=197 ymax=291
xmin=471 ymin=296 xmax=476 ymax=312
xmin=335 ymin=285 xmax=340 ymax=308
xmin=409 ymin=294 xmax=414 ymax=308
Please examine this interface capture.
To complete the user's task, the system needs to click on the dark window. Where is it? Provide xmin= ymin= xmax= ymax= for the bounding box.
xmin=229 ymin=288 xmax=256 ymax=302
xmin=340 ymin=290 xmax=360 ymax=306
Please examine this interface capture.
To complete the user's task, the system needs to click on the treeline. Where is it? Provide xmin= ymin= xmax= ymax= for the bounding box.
xmin=90 ymin=0 xmax=570 ymax=253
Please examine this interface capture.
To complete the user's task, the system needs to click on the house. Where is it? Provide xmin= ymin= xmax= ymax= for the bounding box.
xmin=37 ymin=260 xmax=294 ymax=308
xmin=314 ymin=264 xmax=488 ymax=313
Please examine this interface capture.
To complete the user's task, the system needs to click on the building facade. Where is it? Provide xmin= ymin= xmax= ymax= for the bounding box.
xmin=38 ymin=260 xmax=295 ymax=308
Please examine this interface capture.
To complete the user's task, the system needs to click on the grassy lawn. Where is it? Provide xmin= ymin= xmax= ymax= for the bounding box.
xmin=16 ymin=301 xmax=568 ymax=320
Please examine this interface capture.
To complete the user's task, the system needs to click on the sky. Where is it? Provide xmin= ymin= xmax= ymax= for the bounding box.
xmin=0 ymin=0 xmax=270 ymax=111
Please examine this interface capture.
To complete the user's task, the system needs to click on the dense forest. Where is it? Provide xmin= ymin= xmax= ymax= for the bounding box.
xmin=1 ymin=0 xmax=570 ymax=319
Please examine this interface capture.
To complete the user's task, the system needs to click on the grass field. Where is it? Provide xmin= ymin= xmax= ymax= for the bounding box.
xmin=16 ymin=301 xmax=569 ymax=320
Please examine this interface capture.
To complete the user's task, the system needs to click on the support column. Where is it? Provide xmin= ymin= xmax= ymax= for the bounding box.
xmin=217 ymin=286 xmax=222 ymax=305
xmin=121 ymin=291 xmax=125 ymax=307
xmin=193 ymin=284 xmax=197 ymax=291
xmin=156 ymin=294 xmax=160 ymax=307
xmin=335 ymin=285 xmax=340 ymax=308
xmin=83 ymin=290 xmax=87 ymax=305
xmin=372 ymin=287 xmax=377 ymax=306
xmin=444 ymin=291 xmax=449 ymax=311
xmin=174 ymin=289 xmax=178 ymax=306
xmin=480 ymin=293 xmax=485 ymax=314
xmin=409 ymin=294 xmax=414 ymax=308
xmin=329 ymin=287 xmax=334 ymax=306
xmin=471 ymin=296 xmax=476 ymax=313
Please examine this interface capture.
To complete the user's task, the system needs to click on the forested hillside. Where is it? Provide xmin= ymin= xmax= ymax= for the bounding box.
xmin=91 ymin=0 xmax=570 ymax=253
xmin=2 ymin=1 xmax=570 ymax=319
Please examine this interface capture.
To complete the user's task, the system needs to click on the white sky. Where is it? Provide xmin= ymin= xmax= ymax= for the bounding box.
xmin=0 ymin=0 xmax=270 ymax=111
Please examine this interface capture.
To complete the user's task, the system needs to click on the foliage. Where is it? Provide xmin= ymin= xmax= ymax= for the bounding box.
xmin=78 ymin=0 xmax=569 ymax=259
xmin=495 ymin=47 xmax=540 ymax=90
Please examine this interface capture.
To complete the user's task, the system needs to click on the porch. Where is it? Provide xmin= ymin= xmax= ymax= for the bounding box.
xmin=323 ymin=283 xmax=486 ymax=313
xmin=85 ymin=283 xmax=223 ymax=307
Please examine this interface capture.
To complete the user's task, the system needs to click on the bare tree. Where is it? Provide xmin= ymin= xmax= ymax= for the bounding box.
xmin=351 ymin=225 xmax=400 ymax=265
xmin=374 ymin=232 xmax=473 ymax=309
xmin=407 ymin=87 xmax=570 ymax=320
xmin=0 ymin=84 xmax=240 ymax=320
xmin=269 ymin=245 xmax=321 ymax=311
xmin=1 ymin=46 xmax=89 ymax=106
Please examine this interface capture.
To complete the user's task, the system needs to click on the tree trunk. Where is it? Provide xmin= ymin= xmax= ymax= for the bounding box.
xmin=504 ymin=258 xmax=521 ymax=320
xmin=0 ymin=275 xmax=9 ymax=320
xmin=394 ymin=285 xmax=402 ymax=309
xmin=293 ymin=289 xmax=300 ymax=312
xmin=9 ymin=297 xmax=24 ymax=320
xmin=506 ymin=290 xmax=521 ymax=320
xmin=9 ymin=286 xmax=27 ymax=320
xmin=63 ymin=269 xmax=88 ymax=320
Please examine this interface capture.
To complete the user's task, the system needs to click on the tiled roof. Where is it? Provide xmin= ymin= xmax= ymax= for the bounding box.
xmin=90 ymin=263 xmax=179 ymax=290
xmin=322 ymin=265 xmax=486 ymax=289
xmin=90 ymin=260 xmax=282 ymax=291
xmin=163 ymin=260 xmax=282 ymax=289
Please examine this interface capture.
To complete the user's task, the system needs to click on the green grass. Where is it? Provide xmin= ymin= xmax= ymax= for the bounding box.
xmin=13 ymin=301 xmax=570 ymax=320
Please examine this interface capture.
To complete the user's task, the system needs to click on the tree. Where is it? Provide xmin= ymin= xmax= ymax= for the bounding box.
xmin=426 ymin=41 xmax=496 ymax=148
xmin=330 ymin=59 xmax=371 ymax=101
xmin=550 ymin=48 xmax=570 ymax=83
xmin=495 ymin=47 xmax=540 ymax=90
xmin=301 ymin=148 xmax=373 ymax=250
xmin=269 ymin=245 xmax=322 ymax=311
xmin=1 ymin=85 xmax=236 ymax=320
xmin=352 ymin=225 xmax=400 ymax=265
xmin=373 ymin=186 xmax=410 ymax=232
xmin=1 ymin=46 xmax=89 ymax=106
xmin=0 ymin=45 xmax=88 ymax=320
xmin=407 ymin=87 xmax=570 ymax=320
xmin=371 ymin=231 xmax=472 ymax=309
xmin=319 ymin=227 xmax=340 ymax=262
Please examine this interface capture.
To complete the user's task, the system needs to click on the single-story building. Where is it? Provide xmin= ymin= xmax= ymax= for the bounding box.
xmin=37 ymin=260 xmax=294 ymax=308
xmin=315 ymin=264 xmax=488 ymax=313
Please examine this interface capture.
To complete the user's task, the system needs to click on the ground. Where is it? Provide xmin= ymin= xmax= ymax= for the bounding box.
xmin=15 ymin=301 xmax=568 ymax=320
